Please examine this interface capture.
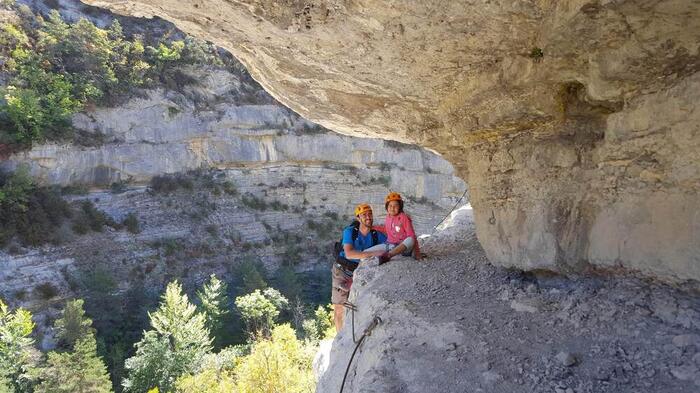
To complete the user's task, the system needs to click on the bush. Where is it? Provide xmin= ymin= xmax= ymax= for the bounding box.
xmin=0 ymin=167 xmax=72 ymax=247
xmin=240 ymin=193 xmax=267 ymax=211
xmin=35 ymin=282 xmax=59 ymax=300
xmin=122 ymin=212 xmax=140 ymax=234
xmin=221 ymin=181 xmax=237 ymax=196
xmin=150 ymin=237 xmax=184 ymax=257
xmin=149 ymin=172 xmax=198 ymax=194
xmin=71 ymin=200 xmax=115 ymax=233
xmin=233 ymin=324 xmax=314 ymax=393
xmin=110 ymin=180 xmax=128 ymax=194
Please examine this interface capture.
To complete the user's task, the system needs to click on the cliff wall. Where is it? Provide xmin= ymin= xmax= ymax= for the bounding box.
xmin=83 ymin=0 xmax=700 ymax=283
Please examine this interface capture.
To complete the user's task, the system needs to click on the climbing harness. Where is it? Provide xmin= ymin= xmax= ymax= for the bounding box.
xmin=431 ymin=187 xmax=469 ymax=233
xmin=339 ymin=301 xmax=382 ymax=393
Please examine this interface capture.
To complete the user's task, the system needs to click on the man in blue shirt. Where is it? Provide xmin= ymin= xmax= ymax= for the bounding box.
xmin=332 ymin=203 xmax=387 ymax=331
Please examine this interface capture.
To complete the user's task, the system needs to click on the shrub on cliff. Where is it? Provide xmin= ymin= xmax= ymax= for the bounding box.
xmin=0 ymin=167 xmax=72 ymax=247
xmin=0 ymin=6 xmax=223 ymax=151
xmin=122 ymin=212 xmax=140 ymax=234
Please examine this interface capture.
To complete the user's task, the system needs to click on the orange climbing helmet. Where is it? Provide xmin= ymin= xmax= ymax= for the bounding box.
xmin=354 ymin=203 xmax=373 ymax=217
xmin=384 ymin=192 xmax=404 ymax=212
xmin=385 ymin=192 xmax=403 ymax=203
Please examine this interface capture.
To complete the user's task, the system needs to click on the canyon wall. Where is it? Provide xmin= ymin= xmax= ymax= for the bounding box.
xmin=3 ymin=65 xmax=462 ymax=207
xmin=83 ymin=0 xmax=700 ymax=283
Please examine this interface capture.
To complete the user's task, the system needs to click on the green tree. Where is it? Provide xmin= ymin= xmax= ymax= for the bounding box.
xmin=234 ymin=324 xmax=314 ymax=393
xmin=34 ymin=298 xmax=111 ymax=393
xmin=35 ymin=334 xmax=113 ymax=393
xmin=54 ymin=299 xmax=94 ymax=350
xmin=0 ymin=376 xmax=12 ymax=393
xmin=233 ymin=259 xmax=267 ymax=295
xmin=0 ymin=299 xmax=40 ymax=393
xmin=122 ymin=281 xmax=212 ymax=393
xmin=196 ymin=274 xmax=229 ymax=349
xmin=173 ymin=349 xmax=241 ymax=393
xmin=274 ymin=266 xmax=303 ymax=302
xmin=235 ymin=288 xmax=288 ymax=339
xmin=302 ymin=305 xmax=335 ymax=342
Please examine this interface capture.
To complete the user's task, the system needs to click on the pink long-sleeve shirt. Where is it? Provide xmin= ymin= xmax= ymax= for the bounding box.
xmin=385 ymin=212 xmax=420 ymax=257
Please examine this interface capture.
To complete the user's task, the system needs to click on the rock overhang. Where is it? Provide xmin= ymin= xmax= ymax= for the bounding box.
xmin=82 ymin=0 xmax=700 ymax=283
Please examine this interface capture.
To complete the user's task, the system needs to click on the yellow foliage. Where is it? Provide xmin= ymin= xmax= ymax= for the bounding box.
xmin=234 ymin=324 xmax=315 ymax=393
xmin=175 ymin=369 xmax=237 ymax=393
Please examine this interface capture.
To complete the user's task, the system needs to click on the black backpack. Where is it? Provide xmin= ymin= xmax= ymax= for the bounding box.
xmin=333 ymin=221 xmax=379 ymax=272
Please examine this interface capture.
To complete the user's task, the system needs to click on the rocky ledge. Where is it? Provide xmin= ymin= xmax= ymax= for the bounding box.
xmin=316 ymin=206 xmax=700 ymax=392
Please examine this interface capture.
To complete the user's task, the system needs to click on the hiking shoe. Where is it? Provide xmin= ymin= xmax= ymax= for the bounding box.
xmin=378 ymin=252 xmax=391 ymax=265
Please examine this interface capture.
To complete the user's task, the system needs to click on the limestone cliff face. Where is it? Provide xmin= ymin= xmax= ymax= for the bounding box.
xmin=4 ymin=65 xmax=463 ymax=206
xmin=0 ymin=61 xmax=466 ymax=346
xmin=83 ymin=0 xmax=700 ymax=283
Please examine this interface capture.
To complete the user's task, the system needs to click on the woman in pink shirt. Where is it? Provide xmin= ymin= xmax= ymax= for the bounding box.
xmin=379 ymin=192 xmax=422 ymax=264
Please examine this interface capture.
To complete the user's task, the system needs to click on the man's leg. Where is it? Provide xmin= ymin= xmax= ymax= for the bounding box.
xmin=334 ymin=304 xmax=345 ymax=332
xmin=331 ymin=265 xmax=351 ymax=332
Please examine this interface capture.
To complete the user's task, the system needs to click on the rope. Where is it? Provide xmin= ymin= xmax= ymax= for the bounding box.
xmin=431 ymin=187 xmax=469 ymax=233
xmin=339 ymin=303 xmax=382 ymax=393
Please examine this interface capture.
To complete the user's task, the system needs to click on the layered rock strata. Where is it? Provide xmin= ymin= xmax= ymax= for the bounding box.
xmin=83 ymin=0 xmax=700 ymax=283
xmin=4 ymin=66 xmax=462 ymax=206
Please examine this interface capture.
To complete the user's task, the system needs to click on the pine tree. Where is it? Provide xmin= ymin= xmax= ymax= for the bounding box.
xmin=35 ymin=299 xmax=112 ymax=393
xmin=35 ymin=334 xmax=113 ymax=393
xmin=196 ymin=274 xmax=229 ymax=349
xmin=0 ymin=299 xmax=40 ymax=393
xmin=123 ymin=281 xmax=212 ymax=393
xmin=53 ymin=299 xmax=94 ymax=350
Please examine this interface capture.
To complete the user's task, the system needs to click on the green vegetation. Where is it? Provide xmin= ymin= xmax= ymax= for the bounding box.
xmin=240 ymin=193 xmax=268 ymax=210
xmin=196 ymin=274 xmax=229 ymax=349
xmin=122 ymin=281 xmax=212 ymax=393
xmin=122 ymin=213 xmax=140 ymax=234
xmin=1 ymin=260 xmax=334 ymax=392
xmin=149 ymin=173 xmax=193 ymax=194
xmin=0 ymin=167 xmax=146 ymax=250
xmin=0 ymin=4 xmax=227 ymax=151
xmin=53 ymin=299 xmax=93 ymax=350
xmin=0 ymin=167 xmax=71 ymax=247
xmin=36 ymin=300 xmax=112 ymax=393
xmin=150 ymin=237 xmax=185 ymax=257
xmin=529 ymin=46 xmax=544 ymax=62
xmin=72 ymin=200 xmax=119 ymax=234
xmin=235 ymin=288 xmax=288 ymax=339
xmin=34 ymin=282 xmax=58 ymax=300
xmin=306 ymin=218 xmax=337 ymax=240
xmin=0 ymin=299 xmax=39 ymax=393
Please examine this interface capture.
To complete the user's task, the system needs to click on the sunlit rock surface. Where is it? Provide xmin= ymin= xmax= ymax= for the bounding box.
xmin=83 ymin=0 xmax=700 ymax=283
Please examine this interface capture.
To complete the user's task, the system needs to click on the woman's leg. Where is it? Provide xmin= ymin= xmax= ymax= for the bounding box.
xmin=388 ymin=237 xmax=413 ymax=257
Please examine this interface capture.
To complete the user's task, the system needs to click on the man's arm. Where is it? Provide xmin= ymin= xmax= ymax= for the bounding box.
xmin=343 ymin=243 xmax=384 ymax=260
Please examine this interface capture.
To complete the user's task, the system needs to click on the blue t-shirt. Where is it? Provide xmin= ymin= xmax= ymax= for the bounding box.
xmin=339 ymin=226 xmax=387 ymax=263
